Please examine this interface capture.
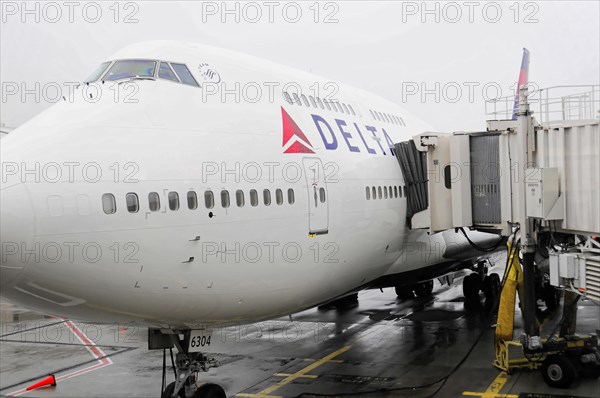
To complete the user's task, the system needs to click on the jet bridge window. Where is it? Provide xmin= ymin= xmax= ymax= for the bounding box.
xmin=126 ymin=193 xmax=139 ymax=213
xmin=148 ymin=192 xmax=160 ymax=211
xmin=159 ymin=62 xmax=178 ymax=82
xmin=102 ymin=193 xmax=116 ymax=214
xmin=170 ymin=63 xmax=199 ymax=87
xmin=103 ymin=60 xmax=156 ymax=81
xmin=168 ymin=192 xmax=180 ymax=211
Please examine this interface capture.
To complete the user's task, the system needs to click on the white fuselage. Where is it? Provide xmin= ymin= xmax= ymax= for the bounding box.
xmin=0 ymin=41 xmax=486 ymax=328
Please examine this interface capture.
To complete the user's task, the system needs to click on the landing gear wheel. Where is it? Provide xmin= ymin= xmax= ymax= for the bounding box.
xmin=483 ymin=273 xmax=501 ymax=299
xmin=463 ymin=274 xmax=481 ymax=298
xmin=541 ymin=354 xmax=578 ymax=388
xmin=194 ymin=383 xmax=226 ymax=398
xmin=414 ymin=280 xmax=434 ymax=298
xmin=162 ymin=381 xmax=185 ymax=398
xmin=395 ymin=285 xmax=413 ymax=300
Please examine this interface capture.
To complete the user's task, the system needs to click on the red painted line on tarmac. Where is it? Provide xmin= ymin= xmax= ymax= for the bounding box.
xmin=7 ymin=320 xmax=114 ymax=396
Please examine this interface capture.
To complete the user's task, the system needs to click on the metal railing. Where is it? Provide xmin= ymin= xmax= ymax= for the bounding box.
xmin=486 ymin=85 xmax=600 ymax=124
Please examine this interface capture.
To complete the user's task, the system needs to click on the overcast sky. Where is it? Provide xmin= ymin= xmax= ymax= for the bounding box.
xmin=1 ymin=1 xmax=599 ymax=131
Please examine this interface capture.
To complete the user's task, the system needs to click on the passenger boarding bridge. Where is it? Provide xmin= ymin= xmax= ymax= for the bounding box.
xmin=394 ymin=84 xmax=600 ymax=387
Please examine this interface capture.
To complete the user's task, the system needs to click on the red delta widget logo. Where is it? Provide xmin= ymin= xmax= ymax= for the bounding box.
xmin=281 ymin=107 xmax=396 ymax=156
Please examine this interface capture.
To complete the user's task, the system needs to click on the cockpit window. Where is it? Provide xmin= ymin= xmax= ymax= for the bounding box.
xmin=103 ymin=60 xmax=157 ymax=81
xmin=85 ymin=61 xmax=111 ymax=83
xmin=170 ymin=63 xmax=199 ymax=87
xmin=158 ymin=62 xmax=178 ymax=82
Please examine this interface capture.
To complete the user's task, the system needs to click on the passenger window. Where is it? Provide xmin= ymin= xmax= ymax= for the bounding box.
xmin=287 ymin=188 xmax=295 ymax=204
xmin=342 ymin=103 xmax=349 ymax=114
xmin=126 ymin=193 xmax=139 ymax=213
xmin=283 ymin=92 xmax=293 ymax=104
xmin=170 ymin=63 xmax=199 ymax=87
xmin=389 ymin=186 xmax=393 ymax=197
xmin=319 ymin=188 xmax=326 ymax=203
xmin=102 ymin=193 xmax=116 ymax=214
xmin=372 ymin=187 xmax=376 ymax=199
xmin=276 ymin=189 xmax=283 ymax=205
xmin=158 ymin=62 xmax=178 ymax=81
xmin=236 ymin=190 xmax=245 ymax=207
xmin=348 ymin=104 xmax=356 ymax=115
xmin=204 ymin=191 xmax=214 ymax=209
xmin=332 ymin=102 xmax=340 ymax=112
xmin=148 ymin=192 xmax=160 ymax=212
xmin=369 ymin=110 xmax=375 ymax=119
xmin=309 ymin=96 xmax=317 ymax=108
xmin=221 ymin=190 xmax=230 ymax=208
xmin=378 ymin=186 xmax=382 ymax=199
xmin=398 ymin=186 xmax=403 ymax=198
xmin=384 ymin=186 xmax=388 ymax=199
xmin=263 ymin=189 xmax=271 ymax=206
xmin=292 ymin=93 xmax=302 ymax=106
xmin=394 ymin=186 xmax=398 ymax=198
xmin=187 ymin=191 xmax=198 ymax=210
xmin=366 ymin=187 xmax=371 ymax=200
xmin=300 ymin=94 xmax=310 ymax=107
xmin=168 ymin=192 xmax=179 ymax=211
xmin=250 ymin=189 xmax=259 ymax=207
xmin=399 ymin=117 xmax=406 ymax=126
xmin=316 ymin=97 xmax=324 ymax=109
xmin=323 ymin=99 xmax=331 ymax=111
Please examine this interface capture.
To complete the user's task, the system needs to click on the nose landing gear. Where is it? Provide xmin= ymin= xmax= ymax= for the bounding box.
xmin=150 ymin=329 xmax=225 ymax=398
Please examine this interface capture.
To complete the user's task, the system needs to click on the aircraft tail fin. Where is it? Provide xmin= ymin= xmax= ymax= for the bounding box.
xmin=511 ymin=48 xmax=530 ymax=120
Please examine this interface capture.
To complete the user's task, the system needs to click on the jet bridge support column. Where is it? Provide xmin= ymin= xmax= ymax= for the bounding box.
xmin=516 ymin=87 xmax=541 ymax=345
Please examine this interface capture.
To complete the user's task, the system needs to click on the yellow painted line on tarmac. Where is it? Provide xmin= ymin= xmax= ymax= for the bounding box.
xmin=237 ymin=345 xmax=351 ymax=398
xmin=462 ymin=371 xmax=518 ymax=398
xmin=303 ymin=358 xmax=344 ymax=363
xmin=273 ymin=373 xmax=318 ymax=379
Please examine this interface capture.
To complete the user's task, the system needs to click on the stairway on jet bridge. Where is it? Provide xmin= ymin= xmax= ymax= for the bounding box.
xmin=393 ymin=84 xmax=600 ymax=389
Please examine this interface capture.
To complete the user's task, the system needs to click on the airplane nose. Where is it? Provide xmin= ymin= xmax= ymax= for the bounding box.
xmin=0 ymin=183 xmax=35 ymax=289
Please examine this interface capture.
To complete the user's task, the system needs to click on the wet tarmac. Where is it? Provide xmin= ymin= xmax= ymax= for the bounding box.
xmin=1 ymin=259 xmax=599 ymax=398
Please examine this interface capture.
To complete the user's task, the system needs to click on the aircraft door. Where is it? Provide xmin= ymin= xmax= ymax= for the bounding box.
xmin=302 ymin=157 xmax=329 ymax=235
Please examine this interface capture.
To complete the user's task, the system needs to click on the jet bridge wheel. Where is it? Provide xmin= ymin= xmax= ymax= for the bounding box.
xmin=483 ymin=273 xmax=501 ymax=299
xmin=463 ymin=273 xmax=482 ymax=299
xmin=541 ymin=354 xmax=578 ymax=388
xmin=414 ymin=280 xmax=434 ymax=298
